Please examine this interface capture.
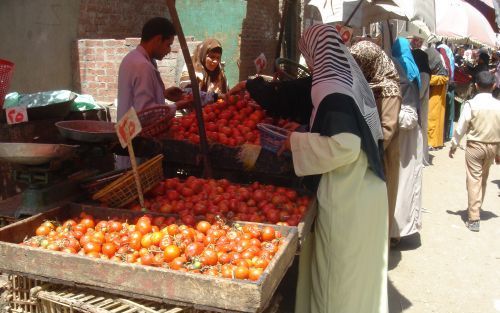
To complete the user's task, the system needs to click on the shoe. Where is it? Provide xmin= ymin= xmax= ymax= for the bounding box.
xmin=465 ymin=220 xmax=480 ymax=232
xmin=390 ymin=238 xmax=400 ymax=248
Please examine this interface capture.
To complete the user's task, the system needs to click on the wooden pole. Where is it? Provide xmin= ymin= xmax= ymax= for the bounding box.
xmin=166 ymin=0 xmax=212 ymax=178
xmin=275 ymin=0 xmax=290 ymax=70
xmin=344 ymin=0 xmax=363 ymax=27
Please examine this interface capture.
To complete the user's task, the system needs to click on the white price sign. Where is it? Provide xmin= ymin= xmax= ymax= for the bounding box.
xmin=254 ymin=53 xmax=267 ymax=74
xmin=115 ymin=107 xmax=142 ymax=148
xmin=6 ymin=107 xmax=28 ymax=125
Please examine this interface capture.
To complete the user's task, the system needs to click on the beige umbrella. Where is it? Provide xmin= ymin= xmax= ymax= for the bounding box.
xmin=308 ymin=0 xmax=408 ymax=27
xmin=392 ymin=0 xmax=436 ymax=36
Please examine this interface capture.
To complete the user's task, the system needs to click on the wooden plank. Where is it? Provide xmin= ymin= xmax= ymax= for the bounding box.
xmin=0 ymin=204 xmax=298 ymax=313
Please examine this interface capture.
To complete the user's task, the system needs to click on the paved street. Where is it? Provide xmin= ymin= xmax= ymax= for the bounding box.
xmin=388 ymin=143 xmax=500 ymax=313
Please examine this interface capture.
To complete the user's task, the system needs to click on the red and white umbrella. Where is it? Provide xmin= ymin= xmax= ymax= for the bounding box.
xmin=436 ymin=0 xmax=497 ymax=47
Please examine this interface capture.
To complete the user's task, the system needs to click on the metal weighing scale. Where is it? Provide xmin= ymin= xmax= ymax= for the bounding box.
xmin=0 ymin=120 xmax=118 ymax=218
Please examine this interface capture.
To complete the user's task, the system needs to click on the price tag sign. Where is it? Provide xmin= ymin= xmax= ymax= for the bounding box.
xmin=335 ymin=24 xmax=354 ymax=45
xmin=254 ymin=53 xmax=267 ymax=74
xmin=6 ymin=107 xmax=28 ymax=125
xmin=116 ymin=107 xmax=142 ymax=148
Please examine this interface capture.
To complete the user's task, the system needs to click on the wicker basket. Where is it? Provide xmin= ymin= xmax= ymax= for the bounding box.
xmin=6 ymin=275 xmax=42 ymax=313
xmin=30 ymin=284 xmax=193 ymax=313
xmin=138 ymin=106 xmax=173 ymax=138
xmin=92 ymin=155 xmax=164 ymax=208
xmin=256 ymin=123 xmax=290 ymax=154
xmin=80 ymin=169 xmax=129 ymax=195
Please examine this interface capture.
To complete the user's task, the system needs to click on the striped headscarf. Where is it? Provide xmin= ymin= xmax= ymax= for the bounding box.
xmin=298 ymin=24 xmax=383 ymax=148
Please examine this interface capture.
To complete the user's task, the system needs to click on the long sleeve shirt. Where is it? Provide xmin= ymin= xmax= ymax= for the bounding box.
xmin=117 ymin=45 xmax=176 ymax=120
xmin=115 ymin=45 xmax=176 ymax=170
xmin=452 ymin=92 xmax=500 ymax=155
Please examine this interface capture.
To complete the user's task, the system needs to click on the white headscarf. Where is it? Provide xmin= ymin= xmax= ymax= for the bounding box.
xmin=298 ymin=24 xmax=383 ymax=147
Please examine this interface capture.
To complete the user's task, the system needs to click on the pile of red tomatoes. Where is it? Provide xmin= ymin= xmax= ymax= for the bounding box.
xmin=128 ymin=177 xmax=310 ymax=227
xmin=168 ymin=95 xmax=264 ymax=146
xmin=22 ymin=214 xmax=285 ymax=281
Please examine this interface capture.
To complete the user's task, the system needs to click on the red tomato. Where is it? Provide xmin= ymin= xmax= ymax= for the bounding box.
xmin=163 ymin=245 xmax=181 ymax=262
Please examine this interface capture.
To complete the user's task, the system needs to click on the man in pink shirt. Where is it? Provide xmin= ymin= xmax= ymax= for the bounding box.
xmin=116 ymin=17 xmax=191 ymax=169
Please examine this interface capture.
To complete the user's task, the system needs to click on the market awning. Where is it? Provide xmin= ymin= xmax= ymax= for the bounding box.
xmin=463 ymin=0 xmax=499 ymax=32
xmin=307 ymin=0 xmax=435 ymax=36
xmin=307 ymin=0 xmax=407 ymax=27
xmin=436 ymin=0 xmax=498 ymax=47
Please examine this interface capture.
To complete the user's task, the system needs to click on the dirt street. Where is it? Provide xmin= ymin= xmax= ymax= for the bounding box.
xmin=388 ymin=144 xmax=500 ymax=313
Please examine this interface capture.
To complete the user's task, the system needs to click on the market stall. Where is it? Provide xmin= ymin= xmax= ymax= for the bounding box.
xmin=0 ymin=2 xmax=322 ymax=312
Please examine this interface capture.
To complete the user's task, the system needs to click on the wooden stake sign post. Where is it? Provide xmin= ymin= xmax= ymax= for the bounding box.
xmin=166 ymin=0 xmax=212 ymax=178
xmin=116 ymin=107 xmax=145 ymax=208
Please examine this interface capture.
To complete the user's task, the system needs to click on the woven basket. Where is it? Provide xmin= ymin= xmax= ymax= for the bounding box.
xmin=6 ymin=274 xmax=41 ymax=313
xmin=80 ymin=168 xmax=129 ymax=195
xmin=257 ymin=123 xmax=290 ymax=154
xmin=92 ymin=155 xmax=164 ymax=208
xmin=138 ymin=106 xmax=173 ymax=138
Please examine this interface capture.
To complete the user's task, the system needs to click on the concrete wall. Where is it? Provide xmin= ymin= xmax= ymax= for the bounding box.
xmin=0 ymin=0 xmax=302 ymax=102
xmin=176 ymin=0 xmax=246 ymax=87
xmin=0 ymin=0 xmax=80 ymax=93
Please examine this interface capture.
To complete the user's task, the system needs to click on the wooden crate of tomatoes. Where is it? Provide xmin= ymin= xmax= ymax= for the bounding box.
xmin=160 ymin=95 xmax=296 ymax=177
xmin=120 ymin=176 xmax=317 ymax=245
xmin=0 ymin=204 xmax=298 ymax=313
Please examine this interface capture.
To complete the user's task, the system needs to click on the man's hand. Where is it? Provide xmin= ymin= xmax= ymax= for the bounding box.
xmin=495 ymin=155 xmax=500 ymax=165
xmin=165 ymin=87 xmax=184 ymax=102
xmin=225 ymin=81 xmax=246 ymax=101
xmin=449 ymin=146 xmax=457 ymax=158
xmin=175 ymin=98 xmax=193 ymax=111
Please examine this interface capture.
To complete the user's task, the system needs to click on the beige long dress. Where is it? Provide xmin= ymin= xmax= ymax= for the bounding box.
xmin=292 ymin=132 xmax=389 ymax=313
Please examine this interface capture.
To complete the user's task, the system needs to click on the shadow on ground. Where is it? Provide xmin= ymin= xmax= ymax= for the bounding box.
xmin=446 ymin=209 xmax=498 ymax=222
xmin=391 ymin=233 xmax=422 ymax=252
xmin=389 ymin=249 xmax=402 ymax=271
xmin=427 ymin=153 xmax=435 ymax=165
xmin=492 ymin=180 xmax=500 ymax=196
xmin=388 ymin=278 xmax=412 ymax=313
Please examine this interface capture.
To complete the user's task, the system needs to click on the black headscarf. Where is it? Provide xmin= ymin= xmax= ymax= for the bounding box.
xmin=412 ymin=49 xmax=432 ymax=75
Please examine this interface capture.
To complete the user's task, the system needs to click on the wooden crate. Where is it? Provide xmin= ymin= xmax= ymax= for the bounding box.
xmin=161 ymin=139 xmax=295 ymax=177
xmin=159 ymin=170 xmax=316 ymax=245
xmin=0 ymin=204 xmax=298 ymax=313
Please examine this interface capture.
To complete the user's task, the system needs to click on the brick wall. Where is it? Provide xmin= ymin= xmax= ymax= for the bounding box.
xmin=78 ymin=0 xmax=169 ymax=39
xmin=240 ymin=0 xmax=281 ymax=80
xmin=74 ymin=37 xmax=199 ymax=103
xmin=74 ymin=0 xmax=304 ymax=100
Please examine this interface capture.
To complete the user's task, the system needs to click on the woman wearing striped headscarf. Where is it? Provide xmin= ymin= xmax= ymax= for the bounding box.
xmin=229 ymin=24 xmax=389 ymax=313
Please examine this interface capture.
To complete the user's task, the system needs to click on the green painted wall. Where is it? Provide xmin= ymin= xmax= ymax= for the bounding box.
xmin=177 ymin=0 xmax=246 ymax=88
